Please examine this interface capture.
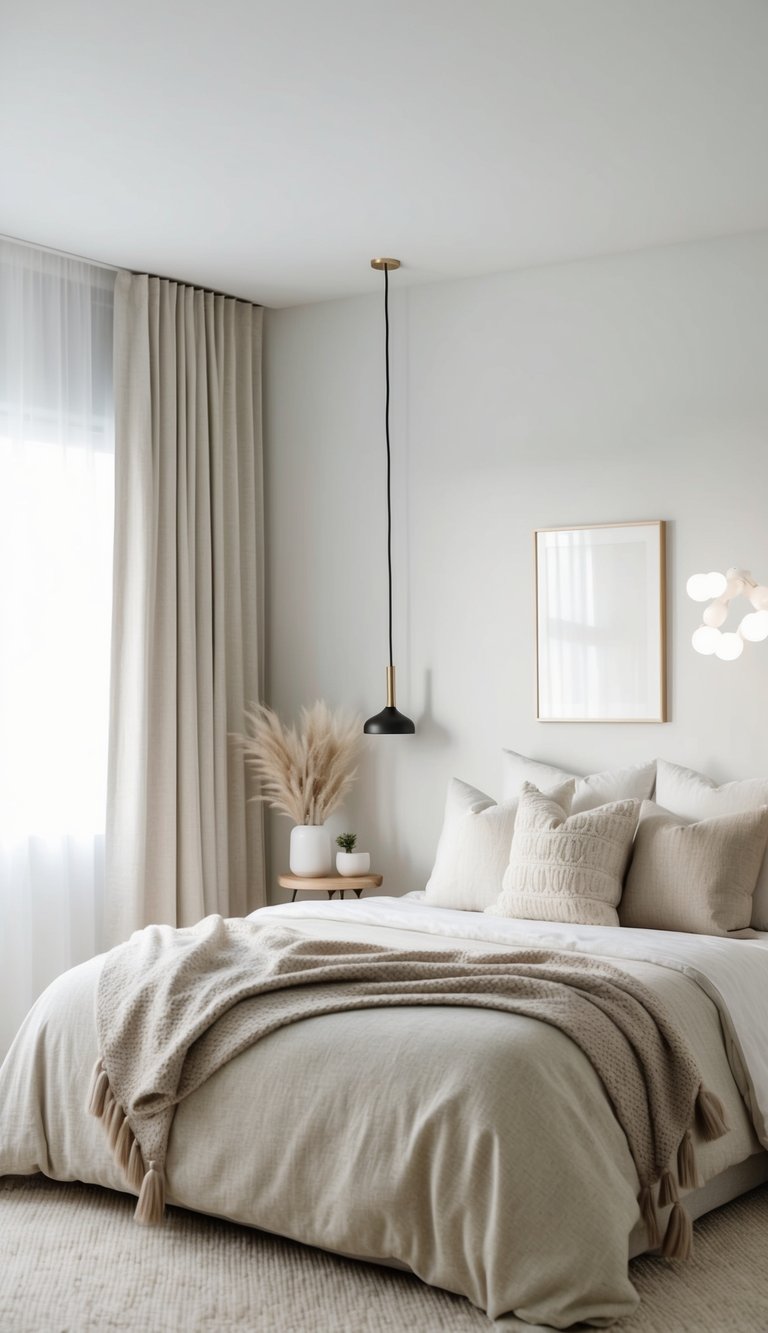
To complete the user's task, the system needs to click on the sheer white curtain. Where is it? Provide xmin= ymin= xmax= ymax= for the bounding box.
xmin=0 ymin=238 xmax=116 ymax=1057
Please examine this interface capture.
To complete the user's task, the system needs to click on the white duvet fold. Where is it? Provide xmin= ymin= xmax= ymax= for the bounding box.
xmin=255 ymin=894 xmax=768 ymax=1147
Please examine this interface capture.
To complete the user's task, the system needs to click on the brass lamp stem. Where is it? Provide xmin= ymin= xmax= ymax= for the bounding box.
xmin=386 ymin=665 xmax=396 ymax=708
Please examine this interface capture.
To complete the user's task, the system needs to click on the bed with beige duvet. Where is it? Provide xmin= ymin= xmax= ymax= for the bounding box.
xmin=2 ymin=891 xmax=768 ymax=1330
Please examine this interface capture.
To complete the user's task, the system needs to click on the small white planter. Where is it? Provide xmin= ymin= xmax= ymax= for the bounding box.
xmin=336 ymin=851 xmax=371 ymax=877
xmin=290 ymin=825 xmax=332 ymax=877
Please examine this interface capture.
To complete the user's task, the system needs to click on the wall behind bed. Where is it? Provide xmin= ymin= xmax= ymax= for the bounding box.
xmin=263 ymin=230 xmax=768 ymax=902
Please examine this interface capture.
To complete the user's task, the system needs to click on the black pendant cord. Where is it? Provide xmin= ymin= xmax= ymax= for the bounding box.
xmin=363 ymin=256 xmax=414 ymax=735
xmin=385 ymin=263 xmax=394 ymax=669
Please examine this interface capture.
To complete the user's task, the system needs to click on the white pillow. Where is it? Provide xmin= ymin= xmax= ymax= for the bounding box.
xmin=488 ymin=783 xmax=641 ymax=926
xmin=656 ymin=760 xmax=768 ymax=931
xmin=501 ymin=751 xmax=656 ymax=814
xmin=425 ymin=776 xmax=575 ymax=912
xmin=620 ymin=800 xmax=768 ymax=937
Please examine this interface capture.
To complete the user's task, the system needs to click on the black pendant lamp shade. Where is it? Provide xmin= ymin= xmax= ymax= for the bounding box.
xmin=363 ymin=670 xmax=415 ymax=734
xmin=363 ymin=258 xmax=415 ymax=736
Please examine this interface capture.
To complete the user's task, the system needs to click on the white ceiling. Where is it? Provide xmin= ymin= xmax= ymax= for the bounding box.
xmin=4 ymin=0 xmax=768 ymax=307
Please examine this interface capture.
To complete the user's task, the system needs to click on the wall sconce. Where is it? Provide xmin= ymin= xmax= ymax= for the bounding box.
xmin=687 ymin=567 xmax=768 ymax=659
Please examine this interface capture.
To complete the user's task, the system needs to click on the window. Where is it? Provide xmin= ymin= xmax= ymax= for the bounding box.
xmin=0 ymin=240 xmax=115 ymax=1055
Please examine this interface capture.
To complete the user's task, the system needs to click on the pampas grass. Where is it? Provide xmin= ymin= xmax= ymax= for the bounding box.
xmin=239 ymin=700 xmax=362 ymax=826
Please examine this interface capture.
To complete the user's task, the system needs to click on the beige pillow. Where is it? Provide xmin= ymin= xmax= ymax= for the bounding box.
xmin=501 ymin=751 xmax=656 ymax=814
xmin=620 ymin=800 xmax=768 ymax=937
xmin=488 ymin=783 xmax=640 ymax=926
xmin=655 ymin=760 xmax=768 ymax=930
xmin=425 ymin=777 xmax=574 ymax=912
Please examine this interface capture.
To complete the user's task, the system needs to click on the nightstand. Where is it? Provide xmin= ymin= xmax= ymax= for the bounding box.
xmin=278 ymin=873 xmax=383 ymax=902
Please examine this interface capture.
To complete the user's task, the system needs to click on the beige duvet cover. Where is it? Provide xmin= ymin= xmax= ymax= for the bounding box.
xmin=0 ymin=899 xmax=765 ymax=1329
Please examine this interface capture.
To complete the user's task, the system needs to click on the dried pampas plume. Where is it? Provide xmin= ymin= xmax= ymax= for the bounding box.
xmin=238 ymin=700 xmax=362 ymax=825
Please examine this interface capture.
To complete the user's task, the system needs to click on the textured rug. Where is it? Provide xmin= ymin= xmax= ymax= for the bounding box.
xmin=1 ymin=1176 xmax=767 ymax=1332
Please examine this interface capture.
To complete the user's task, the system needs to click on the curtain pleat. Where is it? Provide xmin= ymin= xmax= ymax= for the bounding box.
xmin=106 ymin=274 xmax=265 ymax=944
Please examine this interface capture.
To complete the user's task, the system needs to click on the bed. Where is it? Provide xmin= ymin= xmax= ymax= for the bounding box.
xmin=3 ymin=755 xmax=768 ymax=1328
xmin=2 ymin=891 xmax=768 ymax=1329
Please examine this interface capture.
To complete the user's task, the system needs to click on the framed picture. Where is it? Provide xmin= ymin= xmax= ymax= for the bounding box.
xmin=535 ymin=521 xmax=667 ymax=722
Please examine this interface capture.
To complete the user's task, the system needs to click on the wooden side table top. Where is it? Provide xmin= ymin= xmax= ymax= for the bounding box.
xmin=278 ymin=872 xmax=383 ymax=899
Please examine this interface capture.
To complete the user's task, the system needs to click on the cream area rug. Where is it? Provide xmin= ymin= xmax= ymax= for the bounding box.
xmin=2 ymin=1176 xmax=768 ymax=1332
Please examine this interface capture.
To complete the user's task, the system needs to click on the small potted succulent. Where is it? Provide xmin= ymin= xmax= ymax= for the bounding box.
xmin=335 ymin=833 xmax=371 ymax=877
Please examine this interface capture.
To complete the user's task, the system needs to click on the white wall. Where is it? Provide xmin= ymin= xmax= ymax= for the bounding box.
xmin=263 ymin=231 xmax=768 ymax=901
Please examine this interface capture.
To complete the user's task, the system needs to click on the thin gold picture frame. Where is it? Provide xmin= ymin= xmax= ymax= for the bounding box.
xmin=534 ymin=520 xmax=667 ymax=723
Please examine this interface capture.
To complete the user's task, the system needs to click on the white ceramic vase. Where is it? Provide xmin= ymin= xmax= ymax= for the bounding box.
xmin=336 ymin=851 xmax=371 ymax=877
xmin=289 ymin=825 xmax=332 ymax=877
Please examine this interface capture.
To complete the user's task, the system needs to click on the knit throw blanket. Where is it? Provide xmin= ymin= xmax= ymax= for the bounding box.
xmin=87 ymin=915 xmax=729 ymax=1258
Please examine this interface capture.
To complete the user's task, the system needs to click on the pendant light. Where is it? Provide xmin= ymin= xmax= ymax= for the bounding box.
xmin=363 ymin=258 xmax=415 ymax=735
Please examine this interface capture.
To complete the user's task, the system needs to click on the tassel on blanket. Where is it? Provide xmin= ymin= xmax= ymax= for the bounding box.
xmin=639 ymin=1185 xmax=660 ymax=1250
xmin=677 ymin=1130 xmax=698 ymax=1191
xmin=127 ymin=1138 xmax=146 ymax=1194
xmin=115 ymin=1115 xmax=135 ymax=1176
xmin=105 ymin=1100 xmax=126 ymax=1152
xmin=135 ymin=1161 xmax=165 ymax=1226
xmin=86 ymin=1059 xmax=109 ymax=1118
xmin=657 ymin=1170 xmax=678 ymax=1208
xmin=87 ymin=1055 xmax=147 ymax=1203
xmin=662 ymin=1200 xmax=694 ymax=1260
xmin=696 ymin=1085 xmax=729 ymax=1141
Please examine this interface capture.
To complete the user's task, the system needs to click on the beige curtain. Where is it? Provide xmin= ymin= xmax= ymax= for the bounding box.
xmin=106 ymin=273 xmax=265 ymax=945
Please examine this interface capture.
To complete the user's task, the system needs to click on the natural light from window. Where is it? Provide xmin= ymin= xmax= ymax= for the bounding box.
xmin=0 ymin=435 xmax=113 ymax=835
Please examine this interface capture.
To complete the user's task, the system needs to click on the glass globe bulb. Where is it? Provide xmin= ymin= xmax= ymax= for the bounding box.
xmin=692 ymin=626 xmax=721 ymax=655
xmin=686 ymin=573 xmax=711 ymax=602
xmin=726 ymin=576 xmax=745 ymax=599
xmin=715 ymin=632 xmax=744 ymax=661
xmin=703 ymin=602 xmax=728 ymax=628
xmin=705 ymin=572 xmax=727 ymax=599
xmin=749 ymin=585 xmax=768 ymax=611
xmin=739 ymin=611 xmax=768 ymax=642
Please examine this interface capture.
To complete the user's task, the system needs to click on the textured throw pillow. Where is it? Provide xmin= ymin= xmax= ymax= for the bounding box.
xmin=656 ymin=760 xmax=768 ymax=931
xmin=620 ymin=801 xmax=768 ymax=937
xmin=501 ymin=751 xmax=656 ymax=814
xmin=488 ymin=783 xmax=641 ymax=926
xmin=425 ymin=777 xmax=575 ymax=912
